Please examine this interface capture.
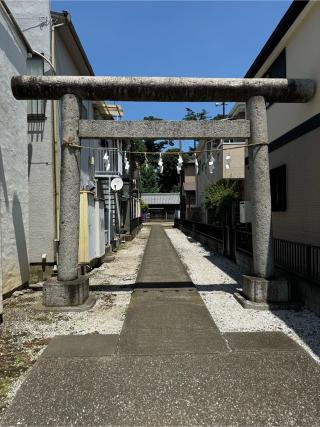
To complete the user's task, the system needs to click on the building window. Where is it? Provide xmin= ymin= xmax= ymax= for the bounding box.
xmin=270 ymin=164 xmax=286 ymax=211
xmin=27 ymin=57 xmax=46 ymax=121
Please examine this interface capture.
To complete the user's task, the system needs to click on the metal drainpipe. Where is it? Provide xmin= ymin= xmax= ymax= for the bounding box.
xmin=129 ymin=148 xmax=132 ymax=234
xmin=108 ymin=177 xmax=111 ymax=246
xmin=24 ymin=26 xmax=61 ymax=271
xmin=51 ymin=22 xmax=65 ymax=267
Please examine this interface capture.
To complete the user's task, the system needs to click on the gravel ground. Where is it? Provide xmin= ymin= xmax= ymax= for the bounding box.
xmin=88 ymin=226 xmax=150 ymax=288
xmin=166 ymin=228 xmax=320 ymax=363
xmin=0 ymin=226 xmax=150 ymax=417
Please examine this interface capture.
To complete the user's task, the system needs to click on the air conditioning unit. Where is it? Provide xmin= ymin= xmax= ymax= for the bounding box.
xmin=239 ymin=201 xmax=252 ymax=223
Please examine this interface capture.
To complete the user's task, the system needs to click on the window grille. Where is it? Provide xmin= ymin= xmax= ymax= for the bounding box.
xmin=27 ymin=57 xmax=46 ymax=121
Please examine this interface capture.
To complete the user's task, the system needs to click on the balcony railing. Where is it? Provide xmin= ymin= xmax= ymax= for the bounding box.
xmin=94 ymin=148 xmax=123 ymax=178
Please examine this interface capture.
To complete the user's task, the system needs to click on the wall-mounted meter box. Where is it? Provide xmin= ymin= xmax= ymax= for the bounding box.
xmin=240 ymin=201 xmax=252 ymax=223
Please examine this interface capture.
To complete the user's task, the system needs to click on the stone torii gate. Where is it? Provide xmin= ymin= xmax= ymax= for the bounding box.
xmin=12 ymin=76 xmax=315 ymax=308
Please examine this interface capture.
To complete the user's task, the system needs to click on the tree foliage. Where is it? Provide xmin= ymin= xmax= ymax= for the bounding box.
xmin=131 ymin=110 xmax=220 ymax=193
xmin=140 ymin=199 xmax=149 ymax=212
xmin=212 ymin=113 xmax=225 ymax=121
xmin=204 ymin=180 xmax=240 ymax=211
xmin=131 ymin=116 xmax=168 ymax=193
xmin=140 ymin=164 xmax=158 ymax=193
xmin=157 ymin=148 xmax=182 ymax=193
xmin=183 ymin=108 xmax=211 ymax=121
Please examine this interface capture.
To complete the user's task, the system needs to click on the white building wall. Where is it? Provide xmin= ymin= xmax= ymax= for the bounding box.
xmin=7 ymin=0 xmax=56 ymax=265
xmin=7 ymin=3 xmax=100 ymax=266
xmin=0 ymin=3 xmax=29 ymax=295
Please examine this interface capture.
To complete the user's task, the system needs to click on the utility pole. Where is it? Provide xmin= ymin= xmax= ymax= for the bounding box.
xmin=215 ymin=101 xmax=228 ymax=118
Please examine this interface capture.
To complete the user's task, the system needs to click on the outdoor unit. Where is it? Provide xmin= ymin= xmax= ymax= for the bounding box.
xmin=239 ymin=201 xmax=252 ymax=223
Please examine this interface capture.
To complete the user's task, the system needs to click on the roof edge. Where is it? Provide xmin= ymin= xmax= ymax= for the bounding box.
xmin=1 ymin=0 xmax=33 ymax=53
xmin=51 ymin=10 xmax=94 ymax=76
xmin=141 ymin=192 xmax=180 ymax=196
xmin=245 ymin=0 xmax=309 ymax=77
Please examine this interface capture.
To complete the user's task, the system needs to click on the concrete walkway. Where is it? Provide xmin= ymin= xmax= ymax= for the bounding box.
xmin=122 ymin=226 xmax=227 ymax=355
xmin=136 ymin=224 xmax=192 ymax=287
xmin=3 ymin=225 xmax=320 ymax=426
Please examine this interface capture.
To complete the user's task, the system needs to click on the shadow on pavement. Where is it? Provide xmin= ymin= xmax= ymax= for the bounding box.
xmin=134 ymin=281 xmax=194 ymax=289
xmin=182 ymin=232 xmax=320 ymax=361
xmin=269 ymin=308 xmax=320 ymax=360
xmin=196 ymin=283 xmax=238 ymax=294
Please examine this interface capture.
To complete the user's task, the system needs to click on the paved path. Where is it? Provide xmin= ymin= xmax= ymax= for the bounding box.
xmin=3 ymin=225 xmax=320 ymax=426
xmin=122 ymin=225 xmax=227 ymax=355
xmin=136 ymin=224 xmax=192 ymax=287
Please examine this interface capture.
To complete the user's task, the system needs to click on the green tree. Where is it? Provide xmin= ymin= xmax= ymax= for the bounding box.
xmin=204 ymin=179 xmax=242 ymax=222
xmin=197 ymin=109 xmax=211 ymax=120
xmin=183 ymin=108 xmax=198 ymax=121
xmin=158 ymin=149 xmax=181 ymax=193
xmin=131 ymin=116 xmax=176 ymax=193
xmin=157 ymin=148 xmax=191 ymax=193
xmin=183 ymin=108 xmax=211 ymax=121
xmin=141 ymin=163 xmax=159 ymax=193
xmin=212 ymin=113 xmax=224 ymax=121
xmin=140 ymin=200 xmax=149 ymax=212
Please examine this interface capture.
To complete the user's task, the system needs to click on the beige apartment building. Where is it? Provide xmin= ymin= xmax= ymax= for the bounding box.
xmin=245 ymin=0 xmax=320 ymax=247
xmin=240 ymin=0 xmax=320 ymax=312
xmin=181 ymin=160 xmax=196 ymax=221
xmin=195 ymin=104 xmax=246 ymax=223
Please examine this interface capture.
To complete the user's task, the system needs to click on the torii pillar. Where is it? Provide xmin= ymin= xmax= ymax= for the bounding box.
xmin=242 ymin=96 xmax=288 ymax=304
xmin=43 ymin=94 xmax=94 ymax=309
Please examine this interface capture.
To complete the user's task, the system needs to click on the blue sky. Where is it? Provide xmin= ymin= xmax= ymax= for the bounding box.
xmin=52 ymin=0 xmax=291 ymax=148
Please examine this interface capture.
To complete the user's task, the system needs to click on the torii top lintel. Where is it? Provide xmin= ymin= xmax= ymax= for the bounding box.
xmin=11 ymin=75 xmax=316 ymax=103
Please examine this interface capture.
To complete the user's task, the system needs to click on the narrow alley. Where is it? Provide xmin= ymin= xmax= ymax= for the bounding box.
xmin=1 ymin=1 xmax=320 ymax=426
